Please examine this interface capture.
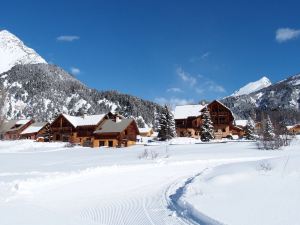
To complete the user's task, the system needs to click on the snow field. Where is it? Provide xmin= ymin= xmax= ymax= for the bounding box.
xmin=0 ymin=138 xmax=299 ymax=224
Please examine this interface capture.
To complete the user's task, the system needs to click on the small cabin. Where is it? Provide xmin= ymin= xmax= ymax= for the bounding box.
xmin=287 ymin=124 xmax=300 ymax=135
xmin=93 ymin=118 xmax=139 ymax=148
xmin=20 ymin=122 xmax=49 ymax=140
xmin=138 ymin=127 xmax=154 ymax=137
xmin=0 ymin=119 xmax=34 ymax=140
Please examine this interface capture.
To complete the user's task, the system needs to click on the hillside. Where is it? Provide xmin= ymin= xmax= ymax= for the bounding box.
xmin=0 ymin=64 xmax=162 ymax=127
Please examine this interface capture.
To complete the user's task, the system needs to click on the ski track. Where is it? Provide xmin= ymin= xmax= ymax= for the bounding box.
xmin=79 ymin=181 xmax=187 ymax=225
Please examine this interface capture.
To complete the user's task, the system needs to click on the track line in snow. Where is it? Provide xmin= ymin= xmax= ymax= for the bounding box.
xmin=167 ymin=168 xmax=225 ymax=225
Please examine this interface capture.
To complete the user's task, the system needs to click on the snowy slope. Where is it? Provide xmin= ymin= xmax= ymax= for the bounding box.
xmin=0 ymin=30 xmax=46 ymax=74
xmin=0 ymin=138 xmax=299 ymax=225
xmin=231 ymin=76 xmax=272 ymax=96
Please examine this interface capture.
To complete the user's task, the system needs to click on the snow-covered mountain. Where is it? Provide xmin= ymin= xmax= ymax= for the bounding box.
xmin=231 ymin=76 xmax=272 ymax=96
xmin=0 ymin=30 xmax=46 ymax=74
xmin=222 ymin=74 xmax=300 ymax=123
xmin=0 ymin=30 xmax=162 ymax=127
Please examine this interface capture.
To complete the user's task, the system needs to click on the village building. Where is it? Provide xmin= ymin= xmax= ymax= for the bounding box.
xmin=49 ymin=112 xmax=118 ymax=145
xmin=138 ymin=127 xmax=154 ymax=137
xmin=199 ymin=100 xmax=244 ymax=139
xmin=93 ymin=118 xmax=139 ymax=148
xmin=0 ymin=119 xmax=34 ymax=140
xmin=20 ymin=122 xmax=49 ymax=140
xmin=174 ymin=104 xmax=205 ymax=138
xmin=174 ymin=100 xmax=246 ymax=139
xmin=287 ymin=124 xmax=300 ymax=135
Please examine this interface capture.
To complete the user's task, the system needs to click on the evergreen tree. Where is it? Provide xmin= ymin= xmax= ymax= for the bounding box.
xmin=200 ymin=106 xmax=214 ymax=142
xmin=244 ymin=118 xmax=256 ymax=140
xmin=157 ymin=105 xmax=176 ymax=140
xmin=262 ymin=115 xmax=275 ymax=141
xmin=43 ymin=123 xmax=51 ymax=142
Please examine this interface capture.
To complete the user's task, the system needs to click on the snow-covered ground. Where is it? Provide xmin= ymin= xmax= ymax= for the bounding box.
xmin=0 ymin=138 xmax=299 ymax=225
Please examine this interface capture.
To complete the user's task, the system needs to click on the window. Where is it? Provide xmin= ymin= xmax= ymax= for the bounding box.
xmin=100 ymin=141 xmax=105 ymax=146
xmin=219 ymin=117 xmax=226 ymax=124
xmin=222 ymin=128 xmax=226 ymax=132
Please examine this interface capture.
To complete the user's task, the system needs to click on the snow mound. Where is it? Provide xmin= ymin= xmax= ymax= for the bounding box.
xmin=231 ymin=76 xmax=271 ymax=96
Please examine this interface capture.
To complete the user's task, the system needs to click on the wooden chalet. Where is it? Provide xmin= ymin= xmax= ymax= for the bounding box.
xmin=287 ymin=124 xmax=300 ymax=135
xmin=174 ymin=100 xmax=246 ymax=139
xmin=93 ymin=118 xmax=139 ymax=148
xmin=0 ymin=119 xmax=34 ymax=140
xmin=200 ymin=100 xmax=239 ymax=139
xmin=174 ymin=104 xmax=205 ymax=138
xmin=49 ymin=112 xmax=117 ymax=145
xmin=20 ymin=122 xmax=49 ymax=140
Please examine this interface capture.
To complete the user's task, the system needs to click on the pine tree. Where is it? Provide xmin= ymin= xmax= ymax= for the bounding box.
xmin=43 ymin=123 xmax=51 ymax=142
xmin=200 ymin=106 xmax=214 ymax=142
xmin=262 ymin=115 xmax=275 ymax=141
xmin=244 ymin=118 xmax=256 ymax=140
xmin=157 ymin=105 xmax=176 ymax=140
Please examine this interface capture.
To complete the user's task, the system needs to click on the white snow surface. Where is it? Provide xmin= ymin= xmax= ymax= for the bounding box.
xmin=0 ymin=30 xmax=46 ymax=74
xmin=62 ymin=114 xmax=106 ymax=127
xmin=231 ymin=76 xmax=272 ymax=96
xmin=234 ymin=119 xmax=248 ymax=127
xmin=174 ymin=104 xmax=205 ymax=119
xmin=0 ymin=138 xmax=299 ymax=225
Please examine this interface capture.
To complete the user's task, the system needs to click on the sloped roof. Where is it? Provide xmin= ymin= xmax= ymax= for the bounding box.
xmin=235 ymin=120 xmax=248 ymax=127
xmin=21 ymin=122 xmax=48 ymax=135
xmin=138 ymin=127 xmax=153 ymax=133
xmin=94 ymin=119 xmax=135 ymax=134
xmin=62 ymin=114 xmax=106 ymax=128
xmin=0 ymin=119 xmax=31 ymax=133
xmin=174 ymin=104 xmax=205 ymax=119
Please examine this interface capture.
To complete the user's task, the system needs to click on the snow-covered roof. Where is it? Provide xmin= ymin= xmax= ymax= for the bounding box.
xmin=174 ymin=104 xmax=205 ymax=120
xmin=15 ymin=119 xmax=31 ymax=125
xmin=62 ymin=114 xmax=106 ymax=128
xmin=138 ymin=128 xmax=153 ymax=133
xmin=287 ymin=124 xmax=300 ymax=130
xmin=21 ymin=122 xmax=48 ymax=134
xmin=235 ymin=120 xmax=248 ymax=127
xmin=0 ymin=119 xmax=32 ymax=133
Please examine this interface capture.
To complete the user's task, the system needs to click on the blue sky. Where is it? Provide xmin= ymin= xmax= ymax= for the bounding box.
xmin=1 ymin=0 xmax=300 ymax=106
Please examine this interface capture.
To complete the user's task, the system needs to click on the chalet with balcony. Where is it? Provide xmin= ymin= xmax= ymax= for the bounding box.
xmin=0 ymin=119 xmax=34 ymax=140
xmin=49 ymin=112 xmax=117 ymax=145
xmin=199 ymin=100 xmax=244 ymax=139
xmin=93 ymin=118 xmax=139 ymax=147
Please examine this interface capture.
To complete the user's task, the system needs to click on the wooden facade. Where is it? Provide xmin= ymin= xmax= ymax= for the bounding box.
xmin=175 ymin=117 xmax=200 ymax=138
xmin=49 ymin=113 xmax=116 ymax=144
xmin=175 ymin=100 xmax=245 ymax=139
xmin=20 ymin=122 xmax=49 ymax=140
xmin=0 ymin=119 xmax=34 ymax=140
xmin=202 ymin=100 xmax=235 ymax=139
xmin=138 ymin=128 xmax=154 ymax=137
xmin=287 ymin=124 xmax=300 ymax=135
xmin=93 ymin=119 xmax=139 ymax=148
